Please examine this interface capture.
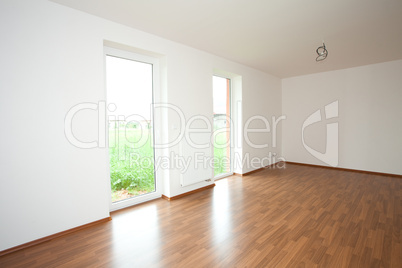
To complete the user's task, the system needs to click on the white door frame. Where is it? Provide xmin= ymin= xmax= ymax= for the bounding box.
xmin=213 ymin=75 xmax=234 ymax=179
xmin=104 ymin=47 xmax=162 ymax=212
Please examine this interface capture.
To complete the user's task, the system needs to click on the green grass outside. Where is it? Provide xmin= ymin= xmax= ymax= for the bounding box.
xmin=213 ymin=131 xmax=230 ymax=176
xmin=109 ymin=128 xmax=155 ymax=202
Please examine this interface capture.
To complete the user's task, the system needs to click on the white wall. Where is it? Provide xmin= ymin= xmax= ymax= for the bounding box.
xmin=0 ymin=0 xmax=281 ymax=251
xmin=241 ymin=72 xmax=282 ymax=174
xmin=282 ymin=60 xmax=402 ymax=175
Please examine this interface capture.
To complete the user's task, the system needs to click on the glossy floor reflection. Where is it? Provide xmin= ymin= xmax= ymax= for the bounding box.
xmin=1 ymin=164 xmax=401 ymax=267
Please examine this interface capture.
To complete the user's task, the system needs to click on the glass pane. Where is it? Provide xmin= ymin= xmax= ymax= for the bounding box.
xmin=106 ymin=55 xmax=155 ymax=203
xmin=213 ymin=76 xmax=230 ymax=176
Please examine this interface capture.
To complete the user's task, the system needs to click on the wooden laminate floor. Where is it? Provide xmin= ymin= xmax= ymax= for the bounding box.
xmin=0 ymin=163 xmax=401 ymax=267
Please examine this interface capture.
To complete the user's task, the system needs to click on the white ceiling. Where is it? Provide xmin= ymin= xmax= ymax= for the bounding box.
xmin=51 ymin=0 xmax=402 ymax=78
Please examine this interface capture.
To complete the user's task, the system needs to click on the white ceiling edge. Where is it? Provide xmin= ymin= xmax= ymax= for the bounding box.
xmin=50 ymin=0 xmax=402 ymax=78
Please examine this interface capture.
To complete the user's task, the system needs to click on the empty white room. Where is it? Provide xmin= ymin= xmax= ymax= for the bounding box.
xmin=0 ymin=0 xmax=401 ymax=267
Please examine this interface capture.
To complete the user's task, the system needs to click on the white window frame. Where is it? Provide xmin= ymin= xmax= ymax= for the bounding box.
xmin=213 ymin=75 xmax=234 ymax=180
xmin=104 ymin=47 xmax=162 ymax=211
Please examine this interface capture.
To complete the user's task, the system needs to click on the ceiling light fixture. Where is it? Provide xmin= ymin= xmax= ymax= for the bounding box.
xmin=316 ymin=42 xmax=328 ymax=61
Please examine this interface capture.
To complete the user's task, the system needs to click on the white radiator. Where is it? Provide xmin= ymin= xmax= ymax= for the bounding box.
xmin=179 ymin=132 xmax=213 ymax=187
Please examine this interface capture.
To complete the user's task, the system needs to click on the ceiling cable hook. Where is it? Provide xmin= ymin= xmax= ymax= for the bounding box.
xmin=316 ymin=42 xmax=328 ymax=61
